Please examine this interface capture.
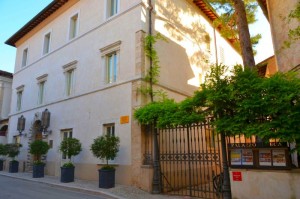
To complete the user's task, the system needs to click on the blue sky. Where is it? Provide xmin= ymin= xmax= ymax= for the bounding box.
xmin=0 ymin=0 xmax=52 ymax=73
xmin=0 ymin=0 xmax=273 ymax=73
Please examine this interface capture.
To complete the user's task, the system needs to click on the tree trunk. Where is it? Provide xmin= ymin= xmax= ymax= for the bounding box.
xmin=232 ymin=0 xmax=256 ymax=69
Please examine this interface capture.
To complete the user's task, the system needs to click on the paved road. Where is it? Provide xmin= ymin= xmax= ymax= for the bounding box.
xmin=0 ymin=175 xmax=111 ymax=199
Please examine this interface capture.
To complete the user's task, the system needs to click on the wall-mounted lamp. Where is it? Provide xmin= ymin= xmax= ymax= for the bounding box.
xmin=17 ymin=115 xmax=26 ymax=136
xmin=41 ymin=109 xmax=51 ymax=136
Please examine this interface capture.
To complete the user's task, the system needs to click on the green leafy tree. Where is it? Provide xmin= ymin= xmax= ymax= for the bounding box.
xmin=208 ymin=0 xmax=261 ymax=68
xmin=29 ymin=140 xmax=49 ymax=165
xmin=5 ymin=143 xmax=22 ymax=161
xmin=0 ymin=144 xmax=8 ymax=160
xmin=135 ymin=64 xmax=300 ymax=150
xmin=90 ymin=134 xmax=120 ymax=170
xmin=59 ymin=138 xmax=82 ymax=168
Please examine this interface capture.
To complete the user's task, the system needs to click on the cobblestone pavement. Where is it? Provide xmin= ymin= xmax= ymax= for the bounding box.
xmin=0 ymin=171 xmax=190 ymax=199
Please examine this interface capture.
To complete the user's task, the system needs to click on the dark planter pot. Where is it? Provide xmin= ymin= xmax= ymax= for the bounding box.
xmin=33 ymin=164 xmax=45 ymax=178
xmin=98 ymin=169 xmax=115 ymax=188
xmin=0 ymin=160 xmax=3 ymax=171
xmin=60 ymin=167 xmax=75 ymax=183
xmin=9 ymin=161 xmax=19 ymax=173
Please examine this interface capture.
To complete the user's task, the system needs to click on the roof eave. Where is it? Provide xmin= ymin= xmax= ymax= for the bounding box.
xmin=5 ymin=0 xmax=69 ymax=47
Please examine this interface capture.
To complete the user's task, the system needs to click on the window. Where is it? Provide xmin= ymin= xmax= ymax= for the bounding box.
xmin=13 ymin=135 xmax=21 ymax=145
xmin=22 ymin=48 xmax=28 ymax=67
xmin=36 ymin=74 xmax=48 ymax=105
xmin=106 ymin=52 xmax=118 ymax=83
xmin=219 ymin=47 xmax=225 ymax=64
xmin=107 ymin=0 xmax=119 ymax=17
xmin=61 ymin=129 xmax=73 ymax=159
xmin=43 ymin=32 xmax=51 ymax=55
xmin=62 ymin=61 xmax=77 ymax=96
xmin=38 ymin=81 xmax=45 ymax=105
xmin=16 ymin=91 xmax=23 ymax=111
xmin=104 ymin=123 xmax=115 ymax=136
xmin=16 ymin=85 xmax=24 ymax=111
xmin=100 ymin=41 xmax=121 ymax=84
xmin=65 ymin=69 xmax=74 ymax=96
xmin=69 ymin=13 xmax=79 ymax=40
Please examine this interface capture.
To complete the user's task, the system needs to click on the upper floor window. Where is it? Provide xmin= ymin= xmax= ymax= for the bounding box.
xmin=69 ymin=13 xmax=79 ymax=40
xmin=62 ymin=60 xmax=77 ymax=96
xmin=43 ymin=32 xmax=51 ymax=55
xmin=107 ymin=0 xmax=119 ymax=18
xmin=16 ymin=85 xmax=24 ymax=111
xmin=38 ymin=81 xmax=45 ymax=105
xmin=22 ymin=48 xmax=28 ymax=67
xmin=106 ymin=52 xmax=118 ymax=83
xmin=220 ymin=46 xmax=225 ymax=64
xmin=100 ymin=41 xmax=121 ymax=84
xmin=36 ymin=74 xmax=48 ymax=105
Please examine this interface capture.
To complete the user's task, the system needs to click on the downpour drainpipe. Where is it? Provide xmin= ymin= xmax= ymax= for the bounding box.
xmin=148 ymin=0 xmax=154 ymax=102
xmin=148 ymin=0 xmax=162 ymax=194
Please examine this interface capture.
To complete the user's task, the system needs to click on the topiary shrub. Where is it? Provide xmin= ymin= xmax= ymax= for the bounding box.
xmin=90 ymin=134 xmax=120 ymax=170
xmin=29 ymin=140 xmax=49 ymax=165
xmin=59 ymin=137 xmax=82 ymax=168
xmin=5 ymin=143 xmax=22 ymax=161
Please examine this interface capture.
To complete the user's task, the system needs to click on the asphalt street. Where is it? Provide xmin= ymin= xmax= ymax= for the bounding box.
xmin=0 ymin=175 xmax=111 ymax=199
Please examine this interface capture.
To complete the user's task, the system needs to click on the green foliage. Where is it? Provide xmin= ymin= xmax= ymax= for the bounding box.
xmin=134 ymin=98 xmax=206 ymax=128
xmin=29 ymin=140 xmax=50 ymax=163
xmin=140 ymin=33 xmax=168 ymax=101
xmin=209 ymin=0 xmax=261 ymax=53
xmin=201 ymin=64 xmax=300 ymax=151
xmin=283 ymin=1 xmax=300 ymax=48
xmin=62 ymin=162 xmax=75 ymax=168
xmin=59 ymin=137 xmax=82 ymax=161
xmin=0 ymin=144 xmax=7 ymax=156
xmin=0 ymin=144 xmax=7 ymax=160
xmin=90 ymin=134 xmax=120 ymax=167
xmin=5 ymin=143 xmax=22 ymax=160
xmin=135 ymin=63 xmax=300 ymax=151
xmin=33 ymin=160 xmax=45 ymax=166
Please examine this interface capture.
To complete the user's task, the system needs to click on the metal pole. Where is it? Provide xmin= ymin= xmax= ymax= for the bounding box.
xmin=152 ymin=124 xmax=161 ymax=193
xmin=221 ymin=132 xmax=232 ymax=199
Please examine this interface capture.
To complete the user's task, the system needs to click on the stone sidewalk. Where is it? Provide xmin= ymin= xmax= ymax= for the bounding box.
xmin=0 ymin=171 xmax=187 ymax=199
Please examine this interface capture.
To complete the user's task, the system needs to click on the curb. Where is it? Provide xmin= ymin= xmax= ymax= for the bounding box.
xmin=0 ymin=172 xmax=121 ymax=199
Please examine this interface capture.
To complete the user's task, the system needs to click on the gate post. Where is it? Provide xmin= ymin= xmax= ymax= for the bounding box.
xmin=152 ymin=124 xmax=161 ymax=193
xmin=221 ymin=132 xmax=232 ymax=199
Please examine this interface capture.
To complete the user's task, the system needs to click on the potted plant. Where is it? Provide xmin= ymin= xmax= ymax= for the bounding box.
xmin=90 ymin=134 xmax=120 ymax=188
xmin=5 ymin=143 xmax=22 ymax=173
xmin=29 ymin=140 xmax=50 ymax=178
xmin=0 ymin=144 xmax=8 ymax=171
xmin=59 ymin=137 xmax=82 ymax=183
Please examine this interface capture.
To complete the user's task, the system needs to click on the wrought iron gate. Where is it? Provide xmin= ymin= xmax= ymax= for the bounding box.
xmin=158 ymin=120 xmax=223 ymax=198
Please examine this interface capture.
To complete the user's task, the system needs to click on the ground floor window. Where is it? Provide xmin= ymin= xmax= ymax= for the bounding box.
xmin=61 ymin=129 xmax=72 ymax=159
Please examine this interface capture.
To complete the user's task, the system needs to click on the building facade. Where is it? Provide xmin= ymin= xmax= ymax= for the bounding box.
xmin=261 ymin=0 xmax=300 ymax=72
xmin=0 ymin=70 xmax=13 ymax=144
xmin=6 ymin=0 xmax=242 ymax=191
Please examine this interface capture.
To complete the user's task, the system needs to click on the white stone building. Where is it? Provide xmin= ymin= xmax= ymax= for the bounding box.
xmin=5 ymin=0 xmax=242 ymax=191
xmin=0 ymin=70 xmax=13 ymax=144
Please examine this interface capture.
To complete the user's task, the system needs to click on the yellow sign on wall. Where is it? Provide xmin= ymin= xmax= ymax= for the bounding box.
xmin=120 ymin=115 xmax=129 ymax=124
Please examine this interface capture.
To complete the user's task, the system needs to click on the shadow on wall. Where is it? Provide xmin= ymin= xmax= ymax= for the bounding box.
xmin=155 ymin=0 xmax=212 ymax=87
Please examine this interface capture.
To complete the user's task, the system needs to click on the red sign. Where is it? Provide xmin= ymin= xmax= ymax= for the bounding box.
xmin=232 ymin=171 xmax=242 ymax=181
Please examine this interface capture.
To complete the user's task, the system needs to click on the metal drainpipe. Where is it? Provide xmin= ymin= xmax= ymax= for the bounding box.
xmin=148 ymin=0 xmax=161 ymax=194
xmin=148 ymin=0 xmax=154 ymax=102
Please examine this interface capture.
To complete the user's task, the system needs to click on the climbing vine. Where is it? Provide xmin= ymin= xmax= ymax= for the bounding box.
xmin=139 ymin=33 xmax=167 ymax=102
xmin=283 ymin=1 xmax=300 ymax=48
